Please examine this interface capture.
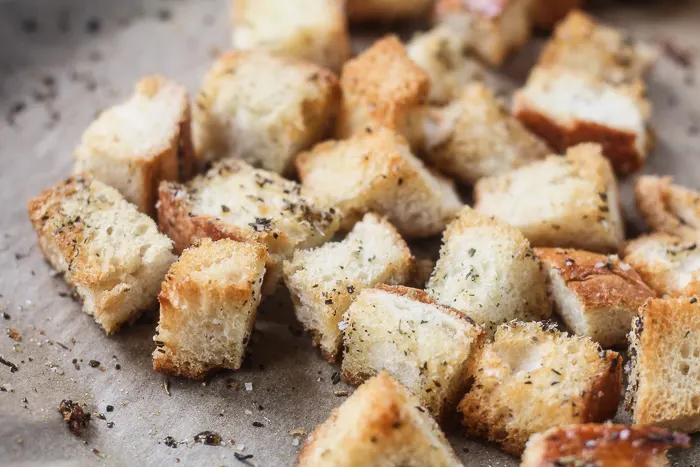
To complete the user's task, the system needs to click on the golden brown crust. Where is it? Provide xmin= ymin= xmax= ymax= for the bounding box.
xmin=636 ymin=175 xmax=700 ymax=239
xmin=581 ymin=352 xmax=623 ymax=423
xmin=532 ymin=0 xmax=584 ymax=30
xmin=346 ymin=0 xmax=434 ymax=22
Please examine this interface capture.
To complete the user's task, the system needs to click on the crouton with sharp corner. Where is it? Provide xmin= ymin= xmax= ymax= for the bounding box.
xmin=153 ymin=238 xmax=267 ymax=379
xmin=230 ymin=0 xmax=350 ymax=72
xmin=346 ymin=0 xmax=434 ymax=23
xmin=192 ymin=51 xmax=339 ymax=174
xmin=73 ymin=75 xmax=193 ymax=214
xmin=297 ymin=372 xmax=463 ymax=467
xmin=535 ymin=248 xmax=655 ymax=348
xmin=427 ymin=207 xmax=551 ymax=335
xmin=297 ymin=127 xmax=463 ymax=239
xmin=532 ymin=0 xmax=585 ymax=30
xmin=28 ymin=176 xmax=176 ymax=335
xmin=636 ymin=175 xmax=700 ymax=240
xmin=341 ymin=285 xmax=486 ymax=423
xmin=283 ymin=214 xmax=413 ymax=361
xmin=627 ymin=297 xmax=700 ymax=432
xmin=522 ymin=424 xmax=691 ymax=467
xmin=474 ymin=143 xmax=624 ymax=253
xmin=458 ymin=321 xmax=622 ymax=455
xmin=157 ymin=158 xmax=340 ymax=294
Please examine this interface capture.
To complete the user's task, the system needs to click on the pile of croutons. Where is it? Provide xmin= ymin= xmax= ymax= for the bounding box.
xmin=28 ymin=0 xmax=699 ymax=465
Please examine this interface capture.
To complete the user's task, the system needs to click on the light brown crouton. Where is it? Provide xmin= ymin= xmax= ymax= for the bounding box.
xmin=636 ymin=175 xmax=700 ymax=239
xmin=531 ymin=0 xmax=585 ymax=30
xmin=345 ymin=0 xmax=434 ymax=23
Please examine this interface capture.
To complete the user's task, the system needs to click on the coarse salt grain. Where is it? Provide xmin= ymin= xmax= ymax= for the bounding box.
xmin=245 ymin=382 xmax=253 ymax=392
xmin=338 ymin=321 xmax=348 ymax=331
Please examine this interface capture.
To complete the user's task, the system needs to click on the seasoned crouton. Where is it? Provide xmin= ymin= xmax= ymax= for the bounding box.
xmin=335 ymin=36 xmax=430 ymax=142
xmin=230 ymin=0 xmax=350 ymax=72
xmin=623 ymin=233 xmax=700 ymax=298
xmin=283 ymin=214 xmax=413 ymax=361
xmin=341 ymin=285 xmax=486 ymax=422
xmin=627 ymin=297 xmax=700 ymax=432
xmin=636 ymin=175 xmax=700 ymax=239
xmin=522 ymin=424 xmax=690 ymax=467
xmin=474 ymin=143 xmax=624 ymax=253
xmin=73 ymin=76 xmax=192 ymax=214
xmin=345 ymin=0 xmax=434 ymax=23
xmin=153 ymin=238 xmax=267 ymax=379
xmin=297 ymin=372 xmax=463 ymax=466
xmin=422 ymin=83 xmax=551 ymax=184
xmin=297 ymin=127 xmax=463 ymax=239
xmin=534 ymin=248 xmax=654 ymax=348
xmin=458 ymin=321 xmax=622 ymax=455
xmin=157 ymin=159 xmax=340 ymax=294
xmin=531 ymin=0 xmax=584 ymax=30
xmin=28 ymin=176 xmax=176 ymax=334
xmin=434 ymin=0 xmax=533 ymax=66
xmin=406 ymin=26 xmax=484 ymax=105
xmin=192 ymin=51 xmax=339 ymax=174
xmin=427 ymin=207 xmax=551 ymax=335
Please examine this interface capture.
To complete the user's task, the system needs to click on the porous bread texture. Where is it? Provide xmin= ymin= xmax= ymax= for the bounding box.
xmin=297 ymin=372 xmax=463 ymax=467
xmin=283 ymin=213 xmax=413 ymax=361
xmin=627 ymin=297 xmax=700 ymax=433
xmin=458 ymin=321 xmax=623 ymax=455
xmin=297 ymin=127 xmax=463 ymax=239
xmin=73 ymin=75 xmax=192 ymax=214
xmin=535 ymin=248 xmax=655 ymax=348
xmin=230 ymin=0 xmax=350 ymax=72
xmin=341 ymin=285 xmax=486 ymax=423
xmin=422 ymin=82 xmax=550 ymax=185
xmin=636 ymin=175 xmax=700 ymax=240
xmin=153 ymin=238 xmax=267 ymax=379
xmin=28 ymin=176 xmax=175 ymax=334
xmin=157 ymin=158 xmax=340 ymax=294
xmin=345 ymin=0 xmax=434 ymax=23
xmin=427 ymin=207 xmax=551 ymax=335
xmin=192 ymin=50 xmax=339 ymax=174
xmin=474 ymin=143 xmax=624 ymax=253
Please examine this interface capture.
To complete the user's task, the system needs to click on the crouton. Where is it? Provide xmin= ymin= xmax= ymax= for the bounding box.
xmin=427 ymin=207 xmax=551 ymax=335
xmin=283 ymin=214 xmax=413 ymax=361
xmin=623 ymin=233 xmax=700 ymax=298
xmin=345 ymin=0 xmax=434 ymax=23
xmin=230 ymin=0 xmax=350 ymax=72
xmin=422 ymin=83 xmax=551 ymax=185
xmin=522 ymin=424 xmax=690 ymax=467
xmin=534 ymin=248 xmax=654 ymax=348
xmin=532 ymin=0 xmax=584 ymax=30
xmin=406 ymin=26 xmax=484 ymax=105
xmin=28 ymin=176 xmax=175 ymax=334
xmin=73 ymin=76 xmax=193 ymax=214
xmin=297 ymin=127 xmax=463 ymax=239
xmin=636 ymin=175 xmax=700 ymax=239
xmin=153 ymin=239 xmax=267 ymax=379
xmin=157 ymin=159 xmax=340 ymax=294
xmin=192 ymin=51 xmax=340 ymax=174
xmin=297 ymin=372 xmax=463 ymax=466
xmin=434 ymin=0 xmax=533 ymax=66
xmin=474 ymin=143 xmax=624 ymax=253
xmin=341 ymin=285 xmax=486 ymax=422
xmin=334 ymin=36 xmax=430 ymax=142
xmin=627 ymin=297 xmax=700 ymax=432
xmin=458 ymin=321 xmax=622 ymax=455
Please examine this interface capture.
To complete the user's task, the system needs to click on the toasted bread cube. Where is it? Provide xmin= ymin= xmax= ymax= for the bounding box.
xmin=474 ymin=143 xmax=624 ymax=253
xmin=283 ymin=214 xmax=413 ymax=361
xmin=297 ymin=127 xmax=463 ymax=239
xmin=192 ymin=51 xmax=339 ymax=174
xmin=153 ymin=238 xmax=267 ymax=379
xmin=298 ymin=372 xmax=463 ymax=466
xmin=230 ymin=0 xmax=350 ymax=72
xmin=406 ymin=26 xmax=484 ymax=105
xmin=157 ymin=159 xmax=340 ymax=294
xmin=73 ymin=76 xmax=192 ymax=214
xmin=427 ymin=207 xmax=551 ymax=335
xmin=627 ymin=297 xmax=700 ymax=432
xmin=341 ymin=285 xmax=486 ymax=422
xmin=532 ymin=0 xmax=584 ymax=30
xmin=623 ymin=234 xmax=700 ymax=298
xmin=636 ymin=176 xmax=700 ymax=240
xmin=345 ymin=0 xmax=434 ymax=23
xmin=522 ymin=424 xmax=690 ymax=467
xmin=28 ymin=176 xmax=175 ymax=334
xmin=335 ymin=36 xmax=430 ymax=141
xmin=535 ymin=248 xmax=654 ymax=348
xmin=434 ymin=0 xmax=533 ymax=66
xmin=422 ymin=83 xmax=551 ymax=184
xmin=458 ymin=321 xmax=622 ymax=454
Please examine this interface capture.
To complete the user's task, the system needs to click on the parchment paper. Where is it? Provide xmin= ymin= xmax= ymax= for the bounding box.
xmin=0 ymin=0 xmax=698 ymax=465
